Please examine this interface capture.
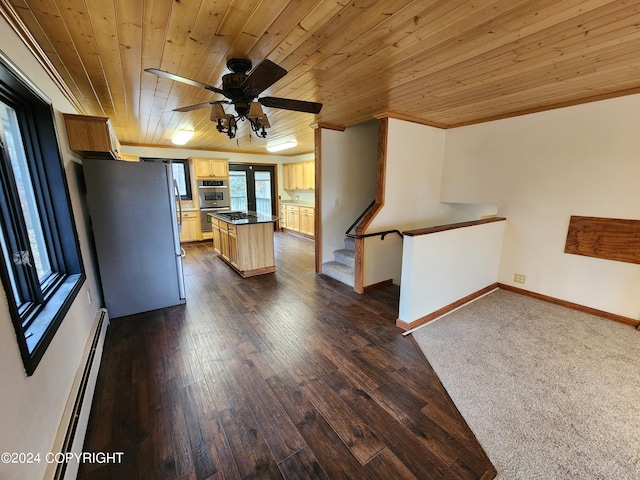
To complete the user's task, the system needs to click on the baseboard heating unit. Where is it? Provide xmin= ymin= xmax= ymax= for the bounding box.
xmin=46 ymin=308 xmax=109 ymax=480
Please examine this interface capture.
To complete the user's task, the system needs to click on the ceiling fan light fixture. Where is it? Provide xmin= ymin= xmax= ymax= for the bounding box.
xmin=266 ymin=141 xmax=297 ymax=152
xmin=172 ymin=129 xmax=194 ymax=145
xmin=210 ymin=103 xmax=227 ymax=121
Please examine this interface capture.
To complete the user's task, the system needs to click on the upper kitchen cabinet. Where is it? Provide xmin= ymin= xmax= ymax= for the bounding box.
xmin=192 ymin=157 xmax=229 ymax=179
xmin=63 ymin=114 xmax=121 ymax=159
xmin=283 ymin=161 xmax=314 ymax=190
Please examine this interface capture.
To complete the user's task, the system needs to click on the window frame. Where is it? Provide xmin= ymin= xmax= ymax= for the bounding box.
xmin=0 ymin=51 xmax=85 ymax=376
xmin=141 ymin=158 xmax=192 ymax=200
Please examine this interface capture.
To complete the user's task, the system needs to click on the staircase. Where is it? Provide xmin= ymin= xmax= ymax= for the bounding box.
xmin=322 ymin=237 xmax=356 ymax=287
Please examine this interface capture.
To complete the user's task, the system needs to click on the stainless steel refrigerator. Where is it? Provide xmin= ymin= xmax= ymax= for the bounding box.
xmin=83 ymin=159 xmax=186 ymax=318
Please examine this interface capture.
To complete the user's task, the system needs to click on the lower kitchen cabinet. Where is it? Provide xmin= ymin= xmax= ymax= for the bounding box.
xmin=286 ymin=205 xmax=300 ymax=231
xmin=210 ymin=215 xmax=276 ymax=277
xmin=282 ymin=204 xmax=314 ymax=238
xmin=179 ymin=210 xmax=200 ymax=242
xmin=299 ymin=207 xmax=315 ymax=236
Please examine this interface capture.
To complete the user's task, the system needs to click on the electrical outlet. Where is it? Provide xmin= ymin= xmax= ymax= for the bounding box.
xmin=334 ymin=198 xmax=340 ymax=206
xmin=514 ymin=273 xmax=526 ymax=284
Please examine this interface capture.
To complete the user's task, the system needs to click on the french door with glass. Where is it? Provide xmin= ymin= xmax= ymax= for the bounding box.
xmin=229 ymin=164 xmax=276 ymax=216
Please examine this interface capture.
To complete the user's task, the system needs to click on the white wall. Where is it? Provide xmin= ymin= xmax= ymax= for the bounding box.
xmin=320 ymin=121 xmax=379 ymax=263
xmin=364 ymin=119 xmax=496 ymax=286
xmin=398 ymin=220 xmax=505 ymax=324
xmin=0 ymin=18 xmax=102 ymax=480
xmin=441 ymin=94 xmax=640 ymax=319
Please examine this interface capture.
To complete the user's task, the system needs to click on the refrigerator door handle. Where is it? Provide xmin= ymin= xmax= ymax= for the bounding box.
xmin=174 ymin=180 xmax=183 ymax=233
xmin=180 ymin=247 xmax=186 ymax=258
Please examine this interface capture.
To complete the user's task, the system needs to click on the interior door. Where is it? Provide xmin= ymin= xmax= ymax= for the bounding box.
xmin=229 ymin=164 xmax=276 ymax=216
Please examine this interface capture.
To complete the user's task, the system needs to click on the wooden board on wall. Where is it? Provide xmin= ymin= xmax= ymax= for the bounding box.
xmin=564 ymin=216 xmax=640 ymax=265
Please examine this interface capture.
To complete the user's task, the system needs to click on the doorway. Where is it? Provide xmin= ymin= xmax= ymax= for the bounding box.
xmin=229 ymin=164 xmax=276 ymax=216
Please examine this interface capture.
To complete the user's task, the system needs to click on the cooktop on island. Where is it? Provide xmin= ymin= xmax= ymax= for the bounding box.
xmin=208 ymin=210 xmax=279 ymax=225
xmin=217 ymin=211 xmax=258 ymax=221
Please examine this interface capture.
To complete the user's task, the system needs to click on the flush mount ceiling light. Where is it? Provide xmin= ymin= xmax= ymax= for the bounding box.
xmin=145 ymin=58 xmax=322 ymax=140
xmin=266 ymin=141 xmax=297 ymax=152
xmin=172 ymin=129 xmax=194 ymax=145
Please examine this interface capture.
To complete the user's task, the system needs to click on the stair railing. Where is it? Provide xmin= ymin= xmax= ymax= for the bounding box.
xmin=344 ymin=200 xmax=403 ymax=240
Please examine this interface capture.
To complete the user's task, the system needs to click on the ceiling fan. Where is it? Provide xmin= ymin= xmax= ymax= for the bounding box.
xmin=145 ymin=58 xmax=323 ymax=140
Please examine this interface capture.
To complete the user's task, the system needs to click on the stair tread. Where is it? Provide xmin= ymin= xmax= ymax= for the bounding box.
xmin=323 ymin=261 xmax=354 ymax=273
xmin=334 ymin=248 xmax=355 ymax=257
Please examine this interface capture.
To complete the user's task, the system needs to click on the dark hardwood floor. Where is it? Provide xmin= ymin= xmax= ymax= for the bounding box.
xmin=78 ymin=232 xmax=496 ymax=480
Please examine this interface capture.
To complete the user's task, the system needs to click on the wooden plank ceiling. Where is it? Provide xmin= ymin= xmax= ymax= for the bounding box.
xmin=3 ymin=0 xmax=640 ymax=155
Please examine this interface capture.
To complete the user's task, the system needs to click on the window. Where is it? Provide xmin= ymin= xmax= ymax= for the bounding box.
xmin=141 ymin=158 xmax=192 ymax=200
xmin=0 ymin=53 xmax=84 ymax=376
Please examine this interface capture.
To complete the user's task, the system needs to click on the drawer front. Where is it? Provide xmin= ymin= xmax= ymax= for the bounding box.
xmin=183 ymin=211 xmax=198 ymax=219
xmin=227 ymin=223 xmax=237 ymax=234
xmin=300 ymin=207 xmax=314 ymax=215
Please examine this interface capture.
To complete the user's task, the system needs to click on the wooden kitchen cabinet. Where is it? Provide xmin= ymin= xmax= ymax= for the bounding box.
xmin=282 ymin=204 xmax=315 ymax=238
xmin=63 ymin=114 xmax=121 ymax=159
xmin=286 ymin=205 xmax=300 ymax=231
xmin=283 ymin=161 xmax=314 ymax=190
xmin=210 ymin=214 xmax=276 ymax=277
xmin=179 ymin=210 xmax=200 ymax=243
xmin=299 ymin=207 xmax=315 ymax=236
xmin=211 ymin=220 xmax=221 ymax=254
xmin=192 ymin=157 xmax=229 ymax=178
xmin=303 ymin=161 xmax=315 ymax=189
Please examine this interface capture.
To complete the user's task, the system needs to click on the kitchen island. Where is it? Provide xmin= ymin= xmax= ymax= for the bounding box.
xmin=208 ymin=211 xmax=279 ymax=277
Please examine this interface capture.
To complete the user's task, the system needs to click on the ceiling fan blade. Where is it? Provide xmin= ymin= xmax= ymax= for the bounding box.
xmin=173 ymin=100 xmax=230 ymax=113
xmin=259 ymin=96 xmax=323 ymax=114
xmin=145 ymin=68 xmax=226 ymax=95
xmin=242 ymin=60 xmax=287 ymax=96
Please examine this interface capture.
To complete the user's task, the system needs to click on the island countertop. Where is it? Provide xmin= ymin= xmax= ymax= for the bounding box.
xmin=207 ymin=210 xmax=279 ymax=225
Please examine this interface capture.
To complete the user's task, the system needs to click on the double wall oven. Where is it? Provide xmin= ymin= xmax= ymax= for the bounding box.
xmin=198 ymin=179 xmax=230 ymax=231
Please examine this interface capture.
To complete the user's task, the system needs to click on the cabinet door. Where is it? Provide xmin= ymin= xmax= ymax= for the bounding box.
xmin=212 ymin=225 xmax=221 ymax=254
xmin=299 ymin=208 xmax=315 ymax=236
xmin=286 ymin=206 xmax=300 ymax=231
xmin=283 ymin=164 xmax=292 ymax=190
xmin=293 ymin=163 xmax=304 ymax=189
xmin=210 ymin=159 xmax=229 ymax=178
xmin=278 ymin=205 xmax=287 ymax=229
xmin=228 ymin=232 xmax=238 ymax=267
xmin=303 ymin=162 xmax=315 ymax=190
xmin=179 ymin=218 xmax=197 ymax=242
xmin=195 ymin=159 xmax=212 ymax=178
xmin=194 ymin=158 xmax=229 ymax=178
xmin=219 ymin=222 xmax=230 ymax=259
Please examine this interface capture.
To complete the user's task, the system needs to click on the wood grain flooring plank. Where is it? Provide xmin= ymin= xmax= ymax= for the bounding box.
xmin=266 ymin=372 xmax=372 ymax=480
xmin=165 ymin=379 xmax=195 ymax=478
xmin=219 ymin=402 xmax=284 ymax=479
xmin=230 ymin=341 xmax=307 ymax=462
xmin=181 ymin=382 xmax=218 ymax=479
xmin=302 ymin=375 xmax=385 ymax=465
xmin=276 ymin=447 xmax=329 ymax=480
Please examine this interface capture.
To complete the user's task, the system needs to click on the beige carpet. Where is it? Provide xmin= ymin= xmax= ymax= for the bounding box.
xmin=412 ymin=289 xmax=640 ymax=479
